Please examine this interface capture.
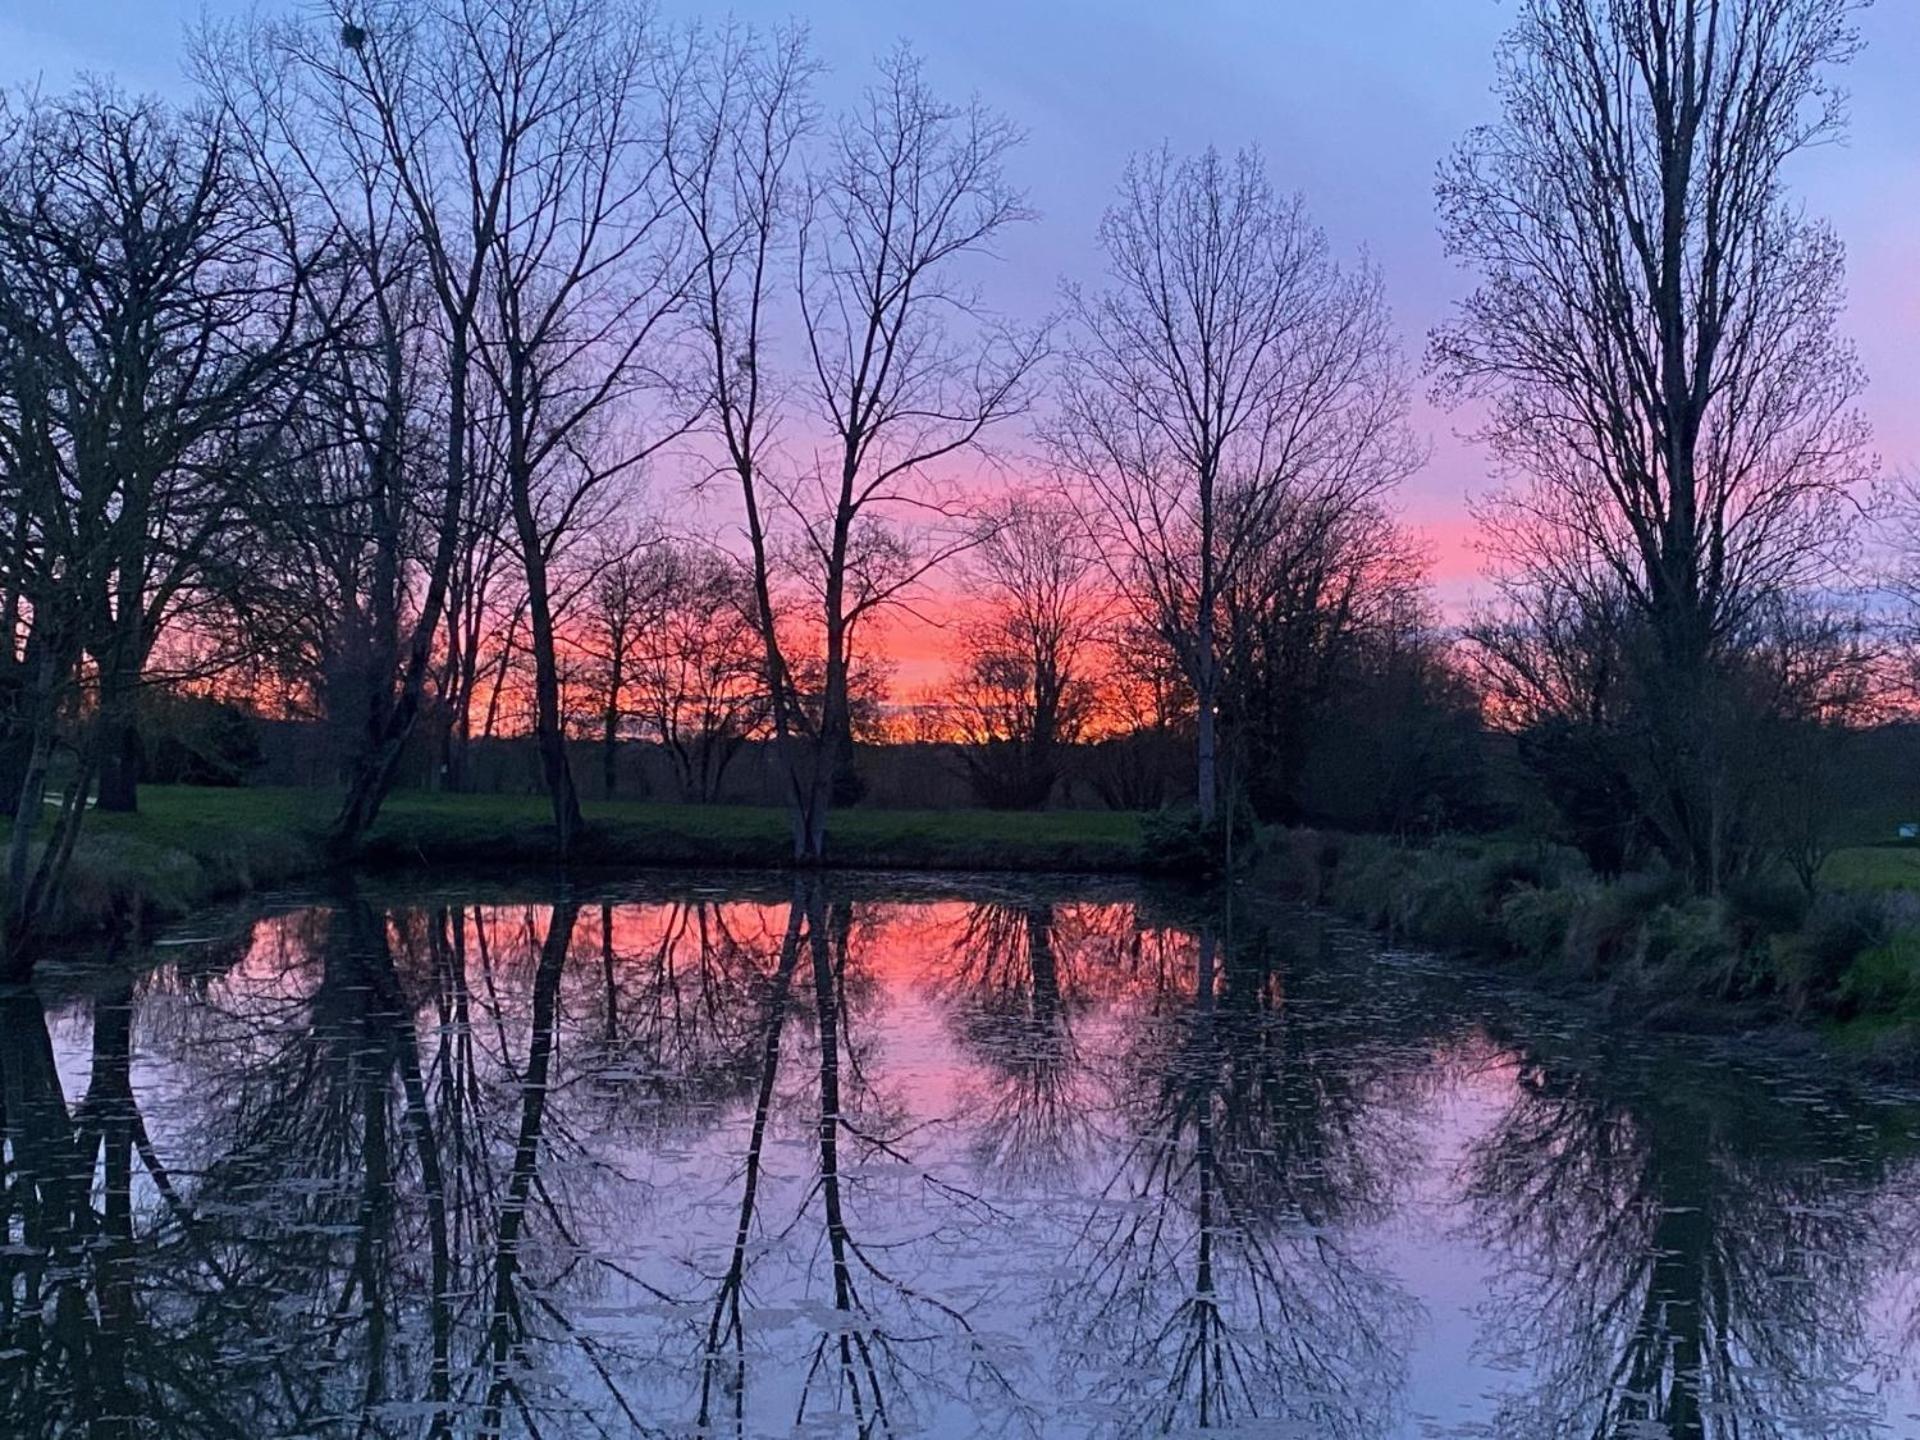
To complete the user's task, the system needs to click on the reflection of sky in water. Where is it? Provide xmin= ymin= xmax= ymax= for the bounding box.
xmin=14 ymin=877 xmax=1920 ymax=1438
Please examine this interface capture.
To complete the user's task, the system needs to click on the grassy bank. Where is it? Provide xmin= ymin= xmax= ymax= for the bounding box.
xmin=37 ymin=785 xmax=1146 ymax=945
xmin=1259 ymin=828 xmax=1920 ymax=1063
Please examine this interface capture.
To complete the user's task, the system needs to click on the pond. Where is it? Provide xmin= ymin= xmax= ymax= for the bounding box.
xmin=5 ymin=872 xmax=1920 ymax=1438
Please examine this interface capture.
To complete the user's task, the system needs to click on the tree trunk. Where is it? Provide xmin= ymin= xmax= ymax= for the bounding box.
xmin=93 ymin=657 xmax=140 ymax=814
xmin=1195 ymin=647 xmax=1218 ymax=827
xmin=602 ymin=708 xmax=618 ymax=799
xmin=509 ymin=469 xmax=583 ymax=857
xmin=528 ymin=593 xmax=582 ymax=856
xmin=328 ymin=339 xmax=473 ymax=859
xmin=601 ymin=655 xmax=621 ymax=800
xmin=1195 ymin=450 xmax=1219 ymax=828
xmin=804 ymin=623 xmax=849 ymax=864
xmin=0 ymin=660 xmax=34 ymax=819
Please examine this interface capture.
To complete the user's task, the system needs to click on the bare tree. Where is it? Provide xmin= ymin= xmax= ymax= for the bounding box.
xmin=1432 ymin=0 xmax=1874 ymax=890
xmin=265 ymin=0 xmax=692 ymax=858
xmin=199 ymin=22 xmax=456 ymax=801
xmin=1216 ymin=493 xmax=1429 ymax=821
xmin=0 ymin=83 xmax=323 ymax=961
xmin=629 ymin=543 xmax=767 ymax=803
xmin=661 ymin=21 xmax=817 ymax=838
xmin=786 ymin=48 xmax=1042 ymax=853
xmin=456 ymin=0 xmax=693 ymax=856
xmin=571 ymin=524 xmax=661 ymax=799
xmin=259 ymin=1 xmax=511 ymax=856
xmin=1053 ymin=145 xmax=1418 ymax=826
xmin=436 ymin=425 xmax=516 ymax=793
xmin=670 ymin=35 xmax=1040 ymax=858
xmin=945 ymin=494 xmax=1109 ymax=808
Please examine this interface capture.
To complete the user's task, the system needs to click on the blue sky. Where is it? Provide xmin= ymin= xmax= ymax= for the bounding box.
xmin=4 ymin=0 xmax=1915 ymax=595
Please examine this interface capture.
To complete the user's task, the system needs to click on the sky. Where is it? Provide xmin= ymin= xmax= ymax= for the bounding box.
xmin=3 ymin=0 xmax=1916 ymax=688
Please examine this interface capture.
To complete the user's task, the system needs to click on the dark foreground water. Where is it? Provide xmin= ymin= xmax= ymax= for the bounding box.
xmin=6 ymin=873 xmax=1920 ymax=1439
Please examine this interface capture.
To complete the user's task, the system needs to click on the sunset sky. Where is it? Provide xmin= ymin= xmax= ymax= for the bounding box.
xmin=5 ymin=0 xmax=1915 ymax=690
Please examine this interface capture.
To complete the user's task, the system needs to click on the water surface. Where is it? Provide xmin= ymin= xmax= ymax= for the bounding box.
xmin=6 ymin=872 xmax=1920 ymax=1438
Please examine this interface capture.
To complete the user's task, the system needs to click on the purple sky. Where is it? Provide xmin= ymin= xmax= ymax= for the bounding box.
xmin=4 ymin=0 xmax=1915 ymax=606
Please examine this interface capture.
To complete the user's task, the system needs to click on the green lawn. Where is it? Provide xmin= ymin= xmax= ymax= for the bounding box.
xmin=33 ymin=791 xmax=1136 ymax=948
xmin=47 ymin=785 xmax=1919 ymax=953
xmin=358 ymin=788 xmax=1144 ymax=871
xmin=1823 ymin=845 xmax=1920 ymax=893
xmin=37 ymin=785 xmax=1145 ymax=946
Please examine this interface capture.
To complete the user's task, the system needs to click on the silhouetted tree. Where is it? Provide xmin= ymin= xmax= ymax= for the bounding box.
xmin=0 ymin=84 xmax=323 ymax=963
xmin=1054 ymin=145 xmax=1418 ymax=825
xmin=1434 ymin=0 xmax=1874 ymax=891
xmin=946 ymin=495 xmax=1109 ymax=808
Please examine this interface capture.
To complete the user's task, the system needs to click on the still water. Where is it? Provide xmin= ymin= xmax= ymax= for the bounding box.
xmin=5 ymin=872 xmax=1920 ymax=1438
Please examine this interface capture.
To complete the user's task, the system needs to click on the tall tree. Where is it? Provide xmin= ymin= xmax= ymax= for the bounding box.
xmin=461 ymin=0 xmax=692 ymax=857
xmin=1433 ymin=0 xmax=1874 ymax=890
xmin=258 ymin=1 xmax=509 ymax=856
xmin=262 ymin=0 xmax=692 ymax=859
xmin=0 ymin=84 xmax=321 ymax=961
xmin=787 ymin=48 xmax=1041 ymax=854
xmin=199 ymin=21 xmax=446 ymax=800
xmin=1054 ymin=145 xmax=1417 ymax=825
xmin=670 ymin=36 xmax=1040 ymax=859
xmin=662 ymin=20 xmax=818 ymax=851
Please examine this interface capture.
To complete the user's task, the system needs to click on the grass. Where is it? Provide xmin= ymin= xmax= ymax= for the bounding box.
xmin=35 ymin=785 xmax=1146 ymax=946
xmin=1823 ymin=845 xmax=1920 ymax=893
xmin=360 ymin=788 xmax=1144 ymax=871
xmin=38 ymin=788 xmax=325 ymax=945
xmin=1257 ymin=826 xmax=1920 ymax=1065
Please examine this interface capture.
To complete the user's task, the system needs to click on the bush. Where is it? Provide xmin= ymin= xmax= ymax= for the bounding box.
xmin=1497 ymin=883 xmax=1584 ymax=962
xmin=1837 ymin=928 xmax=1920 ymax=1019
xmin=1260 ymin=827 xmax=1333 ymax=901
xmin=140 ymin=693 xmax=263 ymax=787
xmin=1723 ymin=873 xmax=1812 ymax=939
xmin=1641 ymin=898 xmax=1747 ymax=998
xmin=1321 ymin=837 xmax=1420 ymax=927
xmin=1267 ymin=824 xmax=1920 ymax=1040
xmin=1402 ymin=865 xmax=1503 ymax=951
xmin=1140 ymin=800 xmax=1257 ymax=877
xmin=1554 ymin=871 xmax=1679 ymax=980
xmin=1772 ymin=891 xmax=1888 ymax=1011
xmin=1470 ymin=845 xmax=1583 ymax=898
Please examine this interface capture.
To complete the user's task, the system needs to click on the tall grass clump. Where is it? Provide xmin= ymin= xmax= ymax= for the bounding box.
xmin=1261 ymin=827 xmax=1920 ymax=1029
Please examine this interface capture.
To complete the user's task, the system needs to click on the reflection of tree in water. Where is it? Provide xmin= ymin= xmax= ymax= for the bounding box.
xmin=687 ymin=881 xmax=1026 ymax=1439
xmin=14 ymin=882 xmax=1917 ymax=1438
xmin=1463 ymin=1035 xmax=1899 ymax=1440
xmin=573 ymin=899 xmax=784 ymax=1138
xmin=1052 ymin=914 xmax=1421 ymax=1438
xmin=1 ymin=894 xmax=686 ymax=1436
xmin=1 ymin=982 xmax=143 ymax=1438
xmin=934 ymin=900 xmax=1102 ymax=1185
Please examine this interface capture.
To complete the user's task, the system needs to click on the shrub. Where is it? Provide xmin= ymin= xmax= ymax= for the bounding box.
xmin=1497 ymin=883 xmax=1583 ymax=962
xmin=1469 ymin=846 xmax=1582 ymax=899
xmin=1723 ymin=873 xmax=1813 ymax=940
xmin=1401 ymin=864 xmax=1501 ymax=951
xmin=140 ymin=693 xmax=263 ymax=787
xmin=1771 ymin=891 xmax=1889 ymax=1011
xmin=1267 ymin=825 xmax=1920 ymax=1034
xmin=1140 ymin=800 xmax=1256 ymax=877
xmin=1560 ymin=871 xmax=1681 ymax=979
xmin=1322 ymin=838 xmax=1422 ymax=928
xmin=1641 ymin=898 xmax=1747 ymax=998
xmin=1259 ymin=827 xmax=1342 ymax=902
xmin=1837 ymin=928 xmax=1920 ymax=1019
